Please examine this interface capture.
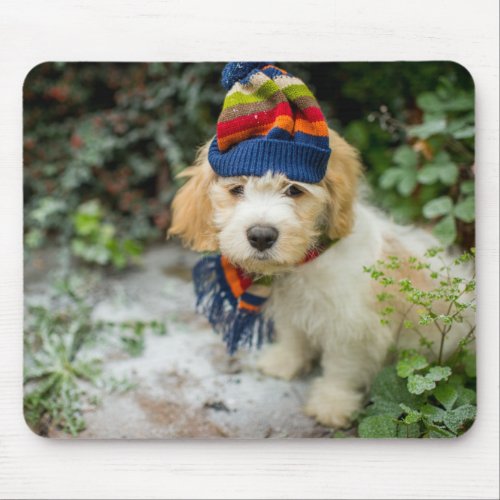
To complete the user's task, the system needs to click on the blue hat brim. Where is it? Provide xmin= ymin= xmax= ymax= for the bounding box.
xmin=207 ymin=137 xmax=331 ymax=184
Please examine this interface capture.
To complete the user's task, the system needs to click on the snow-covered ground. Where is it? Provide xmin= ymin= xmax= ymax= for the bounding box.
xmin=25 ymin=243 xmax=330 ymax=438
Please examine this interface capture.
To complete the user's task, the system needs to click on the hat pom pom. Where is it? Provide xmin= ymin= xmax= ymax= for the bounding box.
xmin=221 ymin=62 xmax=270 ymax=90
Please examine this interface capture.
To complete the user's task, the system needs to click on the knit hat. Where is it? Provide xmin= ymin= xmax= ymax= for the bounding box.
xmin=207 ymin=62 xmax=331 ymax=183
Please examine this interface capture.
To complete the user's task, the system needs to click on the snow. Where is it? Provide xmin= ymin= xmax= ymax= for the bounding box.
xmin=25 ymin=243 xmax=330 ymax=438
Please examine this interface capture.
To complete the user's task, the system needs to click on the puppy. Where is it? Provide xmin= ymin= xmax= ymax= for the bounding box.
xmin=169 ymin=129 xmax=471 ymax=428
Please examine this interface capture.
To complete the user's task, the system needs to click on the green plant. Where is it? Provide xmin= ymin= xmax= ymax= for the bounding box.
xmin=374 ymin=77 xmax=474 ymax=247
xmin=358 ymin=357 xmax=476 ymax=438
xmin=356 ymin=248 xmax=476 ymax=438
xmin=24 ymin=62 xmax=225 ymax=254
xmin=98 ymin=318 xmax=167 ymax=357
xmin=71 ymin=199 xmax=143 ymax=268
xmin=24 ymin=274 xmax=167 ymax=435
xmin=24 ymin=307 xmax=101 ymax=436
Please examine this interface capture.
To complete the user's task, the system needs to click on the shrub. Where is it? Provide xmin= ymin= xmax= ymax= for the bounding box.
xmin=24 ymin=62 xmax=225 ymax=255
xmin=71 ymin=199 xmax=143 ymax=268
xmin=356 ymin=248 xmax=476 ymax=438
xmin=375 ymin=78 xmax=474 ymax=247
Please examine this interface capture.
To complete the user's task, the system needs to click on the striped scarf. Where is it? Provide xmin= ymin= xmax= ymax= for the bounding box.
xmin=192 ymin=241 xmax=333 ymax=354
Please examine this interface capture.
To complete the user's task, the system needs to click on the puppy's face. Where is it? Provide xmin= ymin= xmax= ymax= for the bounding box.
xmin=169 ymin=130 xmax=362 ymax=275
xmin=210 ymin=173 xmax=328 ymax=274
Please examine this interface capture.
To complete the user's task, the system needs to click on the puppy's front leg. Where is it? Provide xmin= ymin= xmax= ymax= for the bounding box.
xmin=257 ymin=326 xmax=316 ymax=381
xmin=304 ymin=342 xmax=385 ymax=428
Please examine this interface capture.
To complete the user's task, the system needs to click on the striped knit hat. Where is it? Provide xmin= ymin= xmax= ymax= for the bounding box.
xmin=208 ymin=62 xmax=331 ymax=183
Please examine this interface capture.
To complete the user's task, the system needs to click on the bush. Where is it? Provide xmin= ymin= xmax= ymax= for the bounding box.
xmin=374 ymin=78 xmax=474 ymax=247
xmin=356 ymin=248 xmax=476 ymax=438
xmin=24 ymin=62 xmax=225 ymax=257
xmin=71 ymin=199 xmax=143 ymax=268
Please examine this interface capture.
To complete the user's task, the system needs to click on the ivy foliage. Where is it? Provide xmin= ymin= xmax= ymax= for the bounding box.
xmin=24 ymin=62 xmax=225 ymax=260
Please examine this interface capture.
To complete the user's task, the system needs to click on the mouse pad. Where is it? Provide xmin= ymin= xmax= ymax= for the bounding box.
xmin=23 ymin=62 xmax=476 ymax=438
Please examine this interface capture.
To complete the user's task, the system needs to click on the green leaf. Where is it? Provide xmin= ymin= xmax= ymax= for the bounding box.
xmin=397 ymin=422 xmax=421 ymax=438
xmin=365 ymin=367 xmax=422 ymax=418
xmin=454 ymin=196 xmax=475 ymax=223
xmin=393 ymin=145 xmax=418 ymax=168
xmin=463 ymin=351 xmax=476 ymax=378
xmin=396 ymin=351 xmax=429 ymax=378
xmin=452 ymin=126 xmax=474 ymax=139
xmin=416 ymin=92 xmax=443 ymax=113
xmin=417 ymin=165 xmax=441 ymax=185
xmin=417 ymin=89 xmax=473 ymax=114
xmin=427 ymin=424 xmax=456 ymax=438
xmin=76 ymin=199 xmax=103 ymax=218
xmin=344 ymin=121 xmax=370 ymax=150
xmin=432 ymin=151 xmax=452 ymax=163
xmin=73 ymin=213 xmax=100 ymax=236
xmin=421 ymin=404 xmax=446 ymax=423
xmin=455 ymin=386 xmax=476 ymax=407
xmin=460 ymin=180 xmax=475 ymax=195
xmin=30 ymin=197 xmax=67 ymax=225
xmin=447 ymin=373 xmax=465 ymax=388
xmin=331 ymin=430 xmax=350 ymax=439
xmin=443 ymin=404 xmax=476 ymax=434
xmin=445 ymin=92 xmax=474 ymax=112
xmin=123 ymin=239 xmax=143 ymax=257
xmin=426 ymin=366 xmax=452 ymax=382
xmin=379 ymin=168 xmax=403 ymax=189
xmin=25 ymin=228 xmax=44 ymax=249
xmin=422 ymin=196 xmax=454 ymax=219
xmin=407 ymin=374 xmax=436 ymax=395
xmin=433 ymin=214 xmax=457 ymax=246
xmin=408 ymin=119 xmax=447 ymax=139
xmin=402 ymin=409 xmax=421 ymax=425
xmin=438 ymin=163 xmax=459 ymax=186
xmin=358 ymin=414 xmax=398 ymax=438
xmin=446 ymin=114 xmax=474 ymax=136
xmin=433 ymin=383 xmax=458 ymax=410
xmin=397 ymin=170 xmax=418 ymax=196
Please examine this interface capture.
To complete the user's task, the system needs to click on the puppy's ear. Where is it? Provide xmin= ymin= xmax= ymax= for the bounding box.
xmin=168 ymin=141 xmax=219 ymax=252
xmin=322 ymin=129 xmax=363 ymax=239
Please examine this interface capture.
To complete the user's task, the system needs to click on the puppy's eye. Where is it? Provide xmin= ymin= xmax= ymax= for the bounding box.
xmin=285 ymin=185 xmax=304 ymax=197
xmin=229 ymin=185 xmax=244 ymax=196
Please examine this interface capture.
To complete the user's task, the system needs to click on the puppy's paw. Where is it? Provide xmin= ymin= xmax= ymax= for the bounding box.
xmin=256 ymin=344 xmax=311 ymax=381
xmin=304 ymin=378 xmax=363 ymax=429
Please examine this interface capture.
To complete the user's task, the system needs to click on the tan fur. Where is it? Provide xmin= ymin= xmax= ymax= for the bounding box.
xmin=209 ymin=172 xmax=329 ymax=275
xmin=381 ymin=236 xmax=435 ymax=292
xmin=321 ymin=130 xmax=363 ymax=239
xmin=169 ymin=129 xmax=361 ymax=255
xmin=168 ymin=142 xmax=219 ymax=252
xmin=169 ymin=128 xmax=472 ymax=429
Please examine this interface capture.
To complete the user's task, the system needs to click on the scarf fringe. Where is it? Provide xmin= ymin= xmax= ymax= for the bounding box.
xmin=192 ymin=255 xmax=273 ymax=354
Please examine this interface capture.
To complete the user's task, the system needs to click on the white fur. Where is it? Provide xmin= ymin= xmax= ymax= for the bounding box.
xmin=257 ymin=202 xmax=473 ymax=428
xmin=170 ymin=134 xmax=473 ymax=429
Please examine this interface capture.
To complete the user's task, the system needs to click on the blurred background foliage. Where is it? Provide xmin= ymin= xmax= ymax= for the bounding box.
xmin=24 ymin=62 xmax=474 ymax=263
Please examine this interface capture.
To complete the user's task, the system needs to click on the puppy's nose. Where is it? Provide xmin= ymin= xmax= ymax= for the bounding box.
xmin=246 ymin=225 xmax=279 ymax=251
